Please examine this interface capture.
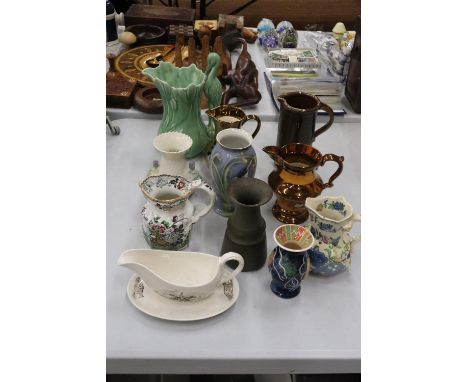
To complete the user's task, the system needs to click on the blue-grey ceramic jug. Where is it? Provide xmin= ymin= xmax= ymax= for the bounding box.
xmin=209 ymin=128 xmax=257 ymax=216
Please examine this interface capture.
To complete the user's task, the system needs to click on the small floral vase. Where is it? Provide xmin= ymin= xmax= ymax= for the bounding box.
xmin=305 ymin=196 xmax=361 ymax=276
xmin=140 ymin=175 xmax=215 ymax=250
xmin=268 ymin=224 xmax=315 ymax=299
xmin=209 ymin=128 xmax=257 ymax=216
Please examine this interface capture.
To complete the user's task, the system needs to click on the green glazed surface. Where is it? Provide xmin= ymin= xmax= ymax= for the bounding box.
xmin=142 ymin=54 xmax=222 ymax=158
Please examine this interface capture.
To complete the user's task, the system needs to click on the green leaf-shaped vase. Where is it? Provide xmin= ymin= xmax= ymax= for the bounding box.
xmin=142 ymin=53 xmax=222 ymax=158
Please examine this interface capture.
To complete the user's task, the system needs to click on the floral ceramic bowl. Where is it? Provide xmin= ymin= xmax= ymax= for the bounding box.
xmin=273 ymin=224 xmax=315 ymax=252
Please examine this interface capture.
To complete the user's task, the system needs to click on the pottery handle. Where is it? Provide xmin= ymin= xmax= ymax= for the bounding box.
xmin=343 ymin=213 xmax=361 ymax=231
xmin=219 ymin=252 xmax=245 ymax=284
xmin=190 ymin=180 xmax=216 ymax=223
xmin=350 ymin=234 xmax=361 ymax=252
xmin=320 ymin=154 xmax=344 ymax=189
xmin=242 ymin=114 xmax=261 ymax=139
xmin=314 ymin=102 xmax=334 ymax=138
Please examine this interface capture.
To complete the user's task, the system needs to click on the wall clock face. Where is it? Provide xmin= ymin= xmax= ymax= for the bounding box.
xmin=115 ymin=45 xmax=179 ymax=86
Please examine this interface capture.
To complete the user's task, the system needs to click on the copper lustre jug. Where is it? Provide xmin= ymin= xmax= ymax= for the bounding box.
xmin=276 ymin=91 xmax=334 ymax=146
xmin=263 ymin=143 xmax=344 ymax=224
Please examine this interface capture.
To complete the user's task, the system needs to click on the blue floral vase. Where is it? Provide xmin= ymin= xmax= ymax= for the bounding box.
xmin=209 ymin=128 xmax=257 ymax=216
xmin=268 ymin=224 xmax=315 ymax=298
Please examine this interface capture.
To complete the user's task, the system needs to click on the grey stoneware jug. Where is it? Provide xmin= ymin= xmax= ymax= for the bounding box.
xmin=221 ymin=177 xmax=273 ymax=271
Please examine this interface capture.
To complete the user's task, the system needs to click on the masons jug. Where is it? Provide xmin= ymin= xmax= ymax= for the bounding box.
xmin=276 ymin=91 xmax=334 ymax=147
xmin=263 ymin=143 xmax=344 ymax=224
xmin=140 ymin=175 xmax=215 ymax=250
xmin=142 ymin=53 xmax=222 ymax=158
xmin=305 ymin=196 xmax=361 ymax=276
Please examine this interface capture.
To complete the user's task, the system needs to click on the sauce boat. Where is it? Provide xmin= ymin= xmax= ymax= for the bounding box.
xmin=118 ymin=249 xmax=244 ymax=302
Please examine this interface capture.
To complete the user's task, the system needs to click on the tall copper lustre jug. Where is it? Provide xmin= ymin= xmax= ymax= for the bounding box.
xmin=263 ymin=143 xmax=344 ymax=224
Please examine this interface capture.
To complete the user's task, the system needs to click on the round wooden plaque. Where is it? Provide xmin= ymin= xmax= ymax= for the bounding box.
xmin=115 ymin=45 xmax=177 ymax=86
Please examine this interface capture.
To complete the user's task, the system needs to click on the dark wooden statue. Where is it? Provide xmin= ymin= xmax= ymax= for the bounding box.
xmin=213 ymin=36 xmax=231 ymax=78
xmin=221 ymin=38 xmax=261 ymax=107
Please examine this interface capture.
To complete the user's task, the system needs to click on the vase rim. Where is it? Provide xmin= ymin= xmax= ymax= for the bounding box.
xmin=228 ymin=178 xmax=273 ymax=207
xmin=216 ymin=128 xmax=253 ymax=150
xmin=139 ymin=175 xmax=192 ymax=205
xmin=142 ymin=63 xmax=205 ymax=90
xmin=273 ymin=224 xmax=315 ymax=253
xmin=153 ymin=132 xmax=193 ymax=155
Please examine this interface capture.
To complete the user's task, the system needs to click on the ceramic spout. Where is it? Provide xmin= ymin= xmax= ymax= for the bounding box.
xmin=304 ymin=197 xmax=322 ymax=216
xmin=262 ymin=146 xmax=283 ymax=164
xmin=118 ymin=250 xmax=160 ymax=292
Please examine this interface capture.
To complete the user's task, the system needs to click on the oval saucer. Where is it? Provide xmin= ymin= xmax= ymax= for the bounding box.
xmin=126 ymin=272 xmax=240 ymax=321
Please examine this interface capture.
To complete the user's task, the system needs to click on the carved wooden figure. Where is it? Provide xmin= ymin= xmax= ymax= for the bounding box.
xmin=213 ymin=36 xmax=230 ymax=78
xmin=187 ymin=37 xmax=196 ymax=65
xmin=106 ymin=53 xmax=138 ymax=109
xmin=174 ymin=33 xmax=183 ymax=68
xmin=221 ymin=38 xmax=262 ymax=107
xmin=197 ymin=24 xmax=212 ymax=44
xmin=201 ymin=35 xmax=210 ymax=71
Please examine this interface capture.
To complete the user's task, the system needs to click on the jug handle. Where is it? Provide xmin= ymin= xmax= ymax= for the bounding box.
xmin=219 ymin=252 xmax=245 ymax=284
xmin=343 ymin=213 xmax=361 ymax=231
xmin=242 ymin=115 xmax=261 ymax=138
xmin=314 ymin=103 xmax=334 ymax=137
xmin=320 ymin=154 xmax=344 ymax=189
xmin=190 ymin=180 xmax=216 ymax=223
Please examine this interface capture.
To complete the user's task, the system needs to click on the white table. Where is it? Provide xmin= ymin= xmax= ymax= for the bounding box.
xmin=106 ymin=32 xmax=361 ymax=124
xmin=106 ymin=119 xmax=361 ymax=374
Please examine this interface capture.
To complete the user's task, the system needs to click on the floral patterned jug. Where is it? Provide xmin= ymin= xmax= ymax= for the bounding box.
xmin=140 ymin=175 xmax=215 ymax=250
xmin=305 ymin=196 xmax=360 ymax=276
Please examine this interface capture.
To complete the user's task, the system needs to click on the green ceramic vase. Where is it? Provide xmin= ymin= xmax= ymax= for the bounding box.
xmin=142 ymin=53 xmax=222 ymax=158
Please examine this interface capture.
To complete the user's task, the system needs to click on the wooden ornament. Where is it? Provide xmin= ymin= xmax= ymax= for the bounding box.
xmin=107 ymin=53 xmax=138 ymax=109
xmin=187 ymin=37 xmax=196 ymax=66
xmin=134 ymin=86 xmax=163 ymax=114
xmin=201 ymin=35 xmax=210 ymax=71
xmin=213 ymin=36 xmax=230 ymax=77
xmin=124 ymin=4 xmax=195 ymax=28
xmin=221 ymin=38 xmax=261 ymax=107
